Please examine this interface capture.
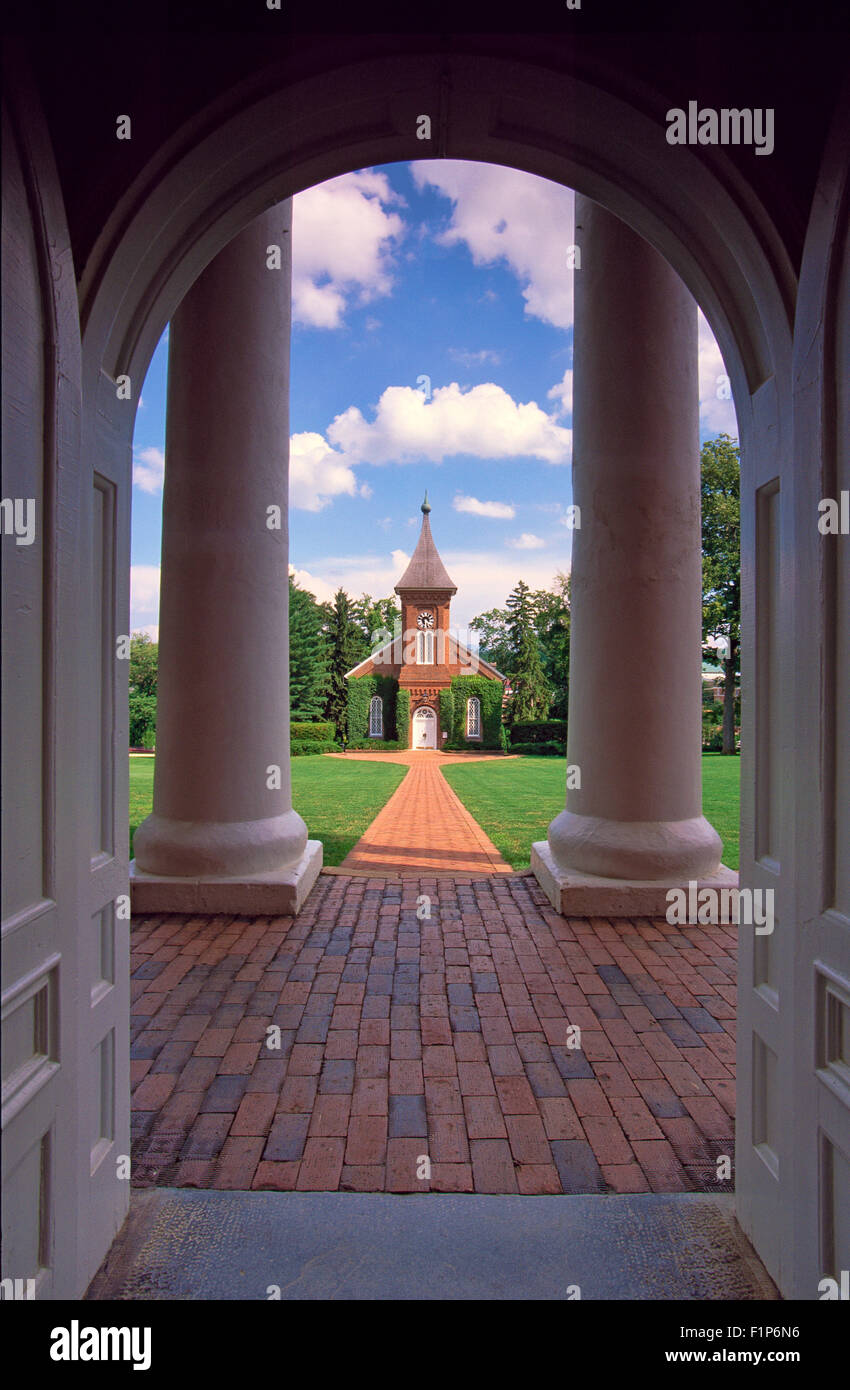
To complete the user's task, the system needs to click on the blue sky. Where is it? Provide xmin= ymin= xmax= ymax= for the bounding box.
xmin=130 ymin=160 xmax=737 ymax=639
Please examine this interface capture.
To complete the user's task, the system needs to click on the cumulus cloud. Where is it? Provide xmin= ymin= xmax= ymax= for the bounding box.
xmin=133 ymin=446 xmax=165 ymax=494
xmin=507 ymin=533 xmax=546 ymax=550
xmin=327 ymin=381 xmax=572 ymax=465
xmin=453 ymin=494 xmax=516 ymax=520
xmin=295 ymin=548 xmax=573 ymax=633
xmin=698 ymin=309 xmax=738 ymax=435
xmin=435 ymin=551 xmax=572 ymax=631
xmin=130 ymin=565 xmax=161 ymax=632
xmin=289 ymin=432 xmax=360 ymax=511
xmin=292 ymin=170 xmax=405 ymax=329
xmin=289 ymin=550 xmax=409 ymax=609
xmin=547 ymin=368 xmax=573 ymax=419
xmin=288 ymin=565 xmax=336 ymax=604
xmin=412 ymin=161 xmax=575 ymax=329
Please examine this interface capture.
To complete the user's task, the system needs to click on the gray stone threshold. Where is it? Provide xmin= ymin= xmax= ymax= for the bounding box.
xmin=86 ymin=1190 xmax=778 ymax=1301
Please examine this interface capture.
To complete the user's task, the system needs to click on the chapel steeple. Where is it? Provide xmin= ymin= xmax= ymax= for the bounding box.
xmin=394 ymin=494 xmax=457 ymax=596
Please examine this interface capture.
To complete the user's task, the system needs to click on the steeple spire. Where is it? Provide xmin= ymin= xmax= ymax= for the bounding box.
xmin=394 ymin=493 xmax=457 ymax=595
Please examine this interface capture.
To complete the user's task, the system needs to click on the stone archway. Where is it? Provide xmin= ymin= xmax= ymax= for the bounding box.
xmin=64 ymin=49 xmax=813 ymax=1296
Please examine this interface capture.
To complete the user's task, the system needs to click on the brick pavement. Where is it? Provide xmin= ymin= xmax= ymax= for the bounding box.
xmin=129 ymin=872 xmax=737 ymax=1195
xmin=336 ymin=751 xmax=512 ymax=875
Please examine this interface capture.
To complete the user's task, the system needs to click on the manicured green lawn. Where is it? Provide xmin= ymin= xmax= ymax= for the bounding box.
xmin=128 ymin=754 xmax=407 ymax=865
xmin=129 ymin=754 xmax=155 ymax=857
xmin=442 ymin=752 xmax=741 ymax=872
xmin=699 ymin=752 xmax=741 ymax=871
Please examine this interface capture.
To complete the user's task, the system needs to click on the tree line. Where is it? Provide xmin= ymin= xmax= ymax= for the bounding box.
xmin=129 ymin=437 xmax=740 ymax=753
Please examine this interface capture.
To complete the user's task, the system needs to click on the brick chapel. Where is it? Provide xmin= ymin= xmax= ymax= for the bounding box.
xmin=345 ymin=495 xmax=506 ymax=749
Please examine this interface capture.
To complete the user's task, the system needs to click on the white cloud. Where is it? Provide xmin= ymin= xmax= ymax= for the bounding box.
xmin=291 ymin=550 xmax=409 ymax=609
xmin=698 ymin=309 xmax=738 ymax=435
xmin=295 ymin=547 xmax=572 ymax=633
xmin=289 ymin=432 xmax=360 ymax=511
xmin=448 ymin=347 xmax=503 ymax=368
xmin=292 ymin=170 xmax=405 ymax=329
xmin=453 ymin=494 xmax=516 ymax=520
xmin=327 ymin=381 xmax=571 ymax=465
xmin=288 ymin=565 xmax=336 ymax=604
xmin=130 ymin=565 xmax=161 ymax=632
xmin=412 ymin=161 xmax=575 ymax=329
xmin=442 ymin=551 xmax=571 ymax=631
xmin=507 ymin=532 xmax=546 ymax=550
xmin=547 ymin=367 xmax=573 ymax=418
xmin=133 ymin=446 xmax=165 ymax=494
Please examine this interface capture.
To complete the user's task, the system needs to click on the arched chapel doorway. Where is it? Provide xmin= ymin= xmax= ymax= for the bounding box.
xmin=413 ymin=706 xmax=438 ymax=750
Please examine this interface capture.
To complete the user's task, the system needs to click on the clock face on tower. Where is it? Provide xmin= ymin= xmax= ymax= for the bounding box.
xmin=417 ymin=611 xmax=435 ymax=629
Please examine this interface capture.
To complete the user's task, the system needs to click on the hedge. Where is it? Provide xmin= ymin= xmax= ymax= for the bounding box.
xmin=510 ymin=719 xmax=567 ymax=745
xmin=290 ymin=738 xmax=338 ymax=756
xmin=444 ymin=675 xmax=505 ymax=750
xmin=510 ymin=739 xmax=565 ymax=756
xmin=346 ymin=674 xmax=398 ymax=743
xmin=345 ymin=738 xmax=404 ymax=752
xmin=291 ymin=721 xmax=336 ymax=743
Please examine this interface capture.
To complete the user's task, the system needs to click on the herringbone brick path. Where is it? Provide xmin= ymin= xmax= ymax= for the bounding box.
xmin=130 ymin=873 xmax=737 ymax=1195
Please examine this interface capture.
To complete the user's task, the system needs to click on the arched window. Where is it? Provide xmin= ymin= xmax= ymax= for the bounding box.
xmin=369 ymin=695 xmax=383 ymax=738
xmin=416 ymin=630 xmax=434 ymax=664
xmin=466 ymin=696 xmax=481 ymax=738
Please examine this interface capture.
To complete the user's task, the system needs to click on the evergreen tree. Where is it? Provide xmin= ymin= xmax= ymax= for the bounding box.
xmin=350 ymin=592 xmax=402 ymax=663
xmin=505 ymin=580 xmax=551 ymax=723
xmin=323 ymin=587 xmax=362 ymax=741
xmin=701 ymin=434 xmax=740 ymax=754
xmin=472 ymin=576 xmax=570 ymax=718
xmin=536 ymin=572 xmax=571 ymax=721
xmin=288 ymin=575 xmax=329 ymax=721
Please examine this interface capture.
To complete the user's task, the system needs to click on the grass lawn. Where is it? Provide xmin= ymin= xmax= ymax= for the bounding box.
xmin=128 ymin=754 xmax=407 ymax=866
xmin=442 ymin=752 xmax=741 ymax=872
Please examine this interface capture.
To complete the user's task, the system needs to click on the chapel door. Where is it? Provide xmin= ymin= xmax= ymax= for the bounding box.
xmin=414 ymin=707 xmax=437 ymax=749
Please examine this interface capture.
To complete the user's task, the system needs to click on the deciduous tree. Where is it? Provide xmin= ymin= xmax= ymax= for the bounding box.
xmin=701 ymin=434 xmax=741 ymax=755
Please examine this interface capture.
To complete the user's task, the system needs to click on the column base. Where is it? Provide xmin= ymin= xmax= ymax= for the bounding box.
xmin=129 ymin=840 xmax=323 ymax=916
xmin=531 ymin=840 xmax=738 ymax=918
xmin=547 ymin=809 xmax=723 ymax=880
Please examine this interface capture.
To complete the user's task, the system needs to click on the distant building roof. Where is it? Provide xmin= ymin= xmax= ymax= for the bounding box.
xmin=394 ymin=494 xmax=457 ymax=595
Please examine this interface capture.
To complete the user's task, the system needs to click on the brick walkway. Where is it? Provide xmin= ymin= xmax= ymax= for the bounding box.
xmin=130 ymin=873 xmax=736 ymax=1195
xmin=338 ymin=751 xmax=511 ymax=875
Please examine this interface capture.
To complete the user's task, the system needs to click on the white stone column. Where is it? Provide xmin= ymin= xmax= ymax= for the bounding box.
xmin=532 ymin=195 xmax=732 ymax=916
xmin=131 ymin=201 xmax=322 ymax=914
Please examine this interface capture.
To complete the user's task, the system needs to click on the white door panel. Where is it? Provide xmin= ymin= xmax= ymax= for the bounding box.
xmin=1 ymin=64 xmax=129 ymax=1301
